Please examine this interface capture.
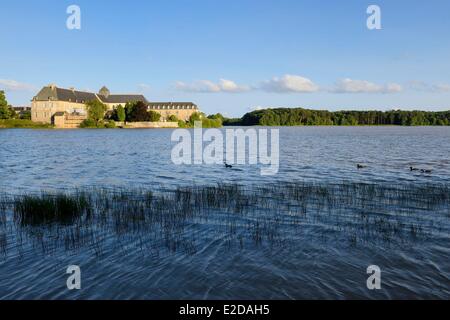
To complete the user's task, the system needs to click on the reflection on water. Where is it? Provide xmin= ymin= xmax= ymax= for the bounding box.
xmin=0 ymin=127 xmax=449 ymax=299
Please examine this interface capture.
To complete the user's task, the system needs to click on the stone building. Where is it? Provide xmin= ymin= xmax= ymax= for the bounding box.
xmin=31 ymin=84 xmax=199 ymax=127
xmin=148 ymin=102 xmax=199 ymax=122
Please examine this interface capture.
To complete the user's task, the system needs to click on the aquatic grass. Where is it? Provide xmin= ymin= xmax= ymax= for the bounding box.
xmin=0 ymin=181 xmax=449 ymax=257
xmin=13 ymin=191 xmax=90 ymax=226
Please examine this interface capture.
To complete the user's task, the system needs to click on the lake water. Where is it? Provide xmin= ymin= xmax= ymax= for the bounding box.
xmin=0 ymin=127 xmax=449 ymax=299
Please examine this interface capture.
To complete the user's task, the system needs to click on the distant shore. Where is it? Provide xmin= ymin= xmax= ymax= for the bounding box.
xmin=223 ymin=107 xmax=450 ymax=126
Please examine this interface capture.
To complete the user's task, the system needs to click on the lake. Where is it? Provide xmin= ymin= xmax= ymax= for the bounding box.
xmin=0 ymin=126 xmax=449 ymax=299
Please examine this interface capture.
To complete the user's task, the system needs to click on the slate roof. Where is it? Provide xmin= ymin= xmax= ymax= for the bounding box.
xmin=33 ymin=85 xmax=148 ymax=104
xmin=98 ymin=94 xmax=148 ymax=104
xmin=55 ymin=88 xmax=98 ymax=103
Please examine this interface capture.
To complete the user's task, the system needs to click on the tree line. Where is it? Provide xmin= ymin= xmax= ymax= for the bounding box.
xmin=0 ymin=90 xmax=31 ymax=120
xmin=223 ymin=108 xmax=450 ymax=126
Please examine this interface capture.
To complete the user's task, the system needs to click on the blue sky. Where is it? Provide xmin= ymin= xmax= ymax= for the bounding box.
xmin=1 ymin=0 xmax=450 ymax=117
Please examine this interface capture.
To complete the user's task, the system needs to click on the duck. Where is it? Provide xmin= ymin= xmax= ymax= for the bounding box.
xmin=410 ymin=166 xmax=419 ymax=171
xmin=420 ymin=169 xmax=432 ymax=174
xmin=224 ymin=162 xmax=233 ymax=168
xmin=357 ymin=164 xmax=367 ymax=169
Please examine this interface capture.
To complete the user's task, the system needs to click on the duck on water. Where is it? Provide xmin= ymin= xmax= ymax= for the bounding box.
xmin=410 ymin=166 xmax=432 ymax=173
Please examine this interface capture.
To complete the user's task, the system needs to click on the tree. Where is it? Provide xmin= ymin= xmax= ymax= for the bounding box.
xmin=0 ymin=91 xmax=11 ymax=119
xmin=127 ymin=101 xmax=150 ymax=122
xmin=109 ymin=105 xmax=126 ymax=121
xmin=85 ymin=100 xmax=107 ymax=125
xmin=124 ymin=102 xmax=133 ymax=122
xmin=148 ymin=110 xmax=161 ymax=122
xmin=187 ymin=112 xmax=222 ymax=128
xmin=20 ymin=110 xmax=31 ymax=120
xmin=9 ymin=108 xmax=17 ymax=119
xmin=116 ymin=105 xmax=126 ymax=122
xmin=207 ymin=113 xmax=224 ymax=121
xmin=167 ymin=115 xmax=178 ymax=122
xmin=188 ymin=112 xmax=202 ymax=125
xmin=202 ymin=117 xmax=222 ymax=128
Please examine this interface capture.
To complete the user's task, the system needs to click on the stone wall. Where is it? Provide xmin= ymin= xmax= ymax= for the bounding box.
xmin=53 ymin=113 xmax=87 ymax=128
xmin=116 ymin=121 xmax=179 ymax=128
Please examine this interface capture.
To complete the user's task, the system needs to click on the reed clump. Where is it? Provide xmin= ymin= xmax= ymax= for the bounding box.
xmin=13 ymin=192 xmax=90 ymax=226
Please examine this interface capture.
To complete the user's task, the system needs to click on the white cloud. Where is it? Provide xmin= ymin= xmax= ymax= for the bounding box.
xmin=176 ymin=80 xmax=219 ymax=93
xmin=432 ymin=83 xmax=450 ymax=92
xmin=0 ymin=79 xmax=35 ymax=92
xmin=260 ymin=74 xmax=319 ymax=93
xmin=218 ymin=79 xmax=250 ymax=93
xmin=248 ymin=106 xmax=264 ymax=111
xmin=407 ymin=81 xmax=450 ymax=93
xmin=175 ymin=79 xmax=250 ymax=93
xmin=384 ymin=83 xmax=403 ymax=93
xmin=332 ymin=78 xmax=402 ymax=94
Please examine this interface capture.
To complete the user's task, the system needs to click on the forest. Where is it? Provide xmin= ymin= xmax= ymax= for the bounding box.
xmin=223 ymin=108 xmax=450 ymax=126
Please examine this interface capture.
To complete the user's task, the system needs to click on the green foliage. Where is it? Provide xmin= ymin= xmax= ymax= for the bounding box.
xmin=80 ymin=118 xmax=116 ymax=129
xmin=188 ymin=112 xmax=202 ymax=125
xmin=167 ymin=115 xmax=178 ymax=122
xmin=126 ymin=101 xmax=151 ymax=122
xmin=85 ymin=100 xmax=107 ymax=124
xmin=148 ymin=110 xmax=161 ymax=122
xmin=116 ymin=105 xmax=126 ymax=122
xmin=182 ymin=112 xmax=222 ymax=128
xmin=178 ymin=120 xmax=188 ymax=128
xmin=20 ymin=110 xmax=31 ymax=120
xmin=105 ymin=120 xmax=116 ymax=128
xmin=79 ymin=119 xmax=97 ymax=128
xmin=108 ymin=105 xmax=126 ymax=122
xmin=124 ymin=102 xmax=134 ymax=122
xmin=9 ymin=107 xmax=17 ymax=119
xmin=222 ymin=117 xmax=242 ymax=126
xmin=0 ymin=119 xmax=53 ymax=129
xmin=207 ymin=113 xmax=224 ymax=121
xmin=123 ymin=101 xmax=163 ymax=122
xmin=0 ymin=91 xmax=12 ymax=119
xmin=201 ymin=117 xmax=222 ymax=128
xmin=14 ymin=192 xmax=89 ymax=225
xmin=226 ymin=108 xmax=450 ymax=126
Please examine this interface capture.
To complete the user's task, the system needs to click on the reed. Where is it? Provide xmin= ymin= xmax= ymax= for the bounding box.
xmin=1 ymin=181 xmax=448 ymax=256
xmin=13 ymin=191 xmax=90 ymax=226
